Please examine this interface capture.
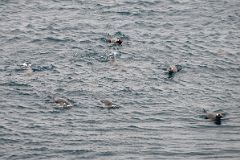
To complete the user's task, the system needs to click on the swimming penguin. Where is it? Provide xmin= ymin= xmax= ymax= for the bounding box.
xmin=168 ymin=65 xmax=182 ymax=75
xmin=100 ymin=100 xmax=120 ymax=109
xmin=22 ymin=62 xmax=33 ymax=76
xmin=203 ymin=109 xmax=225 ymax=125
xmin=54 ymin=97 xmax=72 ymax=109
xmin=107 ymin=38 xmax=123 ymax=45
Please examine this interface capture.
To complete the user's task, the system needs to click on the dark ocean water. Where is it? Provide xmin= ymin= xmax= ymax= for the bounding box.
xmin=1 ymin=0 xmax=240 ymax=159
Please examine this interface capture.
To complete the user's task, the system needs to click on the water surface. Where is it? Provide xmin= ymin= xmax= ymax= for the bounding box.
xmin=0 ymin=0 xmax=240 ymax=159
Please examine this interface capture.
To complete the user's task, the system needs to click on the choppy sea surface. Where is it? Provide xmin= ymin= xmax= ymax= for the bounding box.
xmin=1 ymin=0 xmax=240 ymax=159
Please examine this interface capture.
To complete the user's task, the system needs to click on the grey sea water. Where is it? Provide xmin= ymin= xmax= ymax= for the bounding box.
xmin=0 ymin=0 xmax=240 ymax=159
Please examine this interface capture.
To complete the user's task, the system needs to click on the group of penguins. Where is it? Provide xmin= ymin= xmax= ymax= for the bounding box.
xmin=21 ymin=37 xmax=226 ymax=125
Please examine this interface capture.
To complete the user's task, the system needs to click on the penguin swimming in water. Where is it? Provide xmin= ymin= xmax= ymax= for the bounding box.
xmin=203 ymin=109 xmax=225 ymax=125
xmin=168 ymin=65 xmax=182 ymax=74
xmin=22 ymin=62 xmax=33 ymax=76
xmin=100 ymin=100 xmax=120 ymax=109
xmin=167 ymin=65 xmax=182 ymax=78
xmin=107 ymin=38 xmax=123 ymax=45
xmin=54 ymin=97 xmax=72 ymax=109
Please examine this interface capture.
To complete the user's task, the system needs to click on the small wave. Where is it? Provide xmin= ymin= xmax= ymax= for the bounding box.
xmin=113 ymin=31 xmax=129 ymax=39
xmin=116 ymin=11 xmax=131 ymax=16
xmin=32 ymin=64 xmax=56 ymax=72
xmin=0 ymin=138 xmax=20 ymax=144
xmin=30 ymin=39 xmax=42 ymax=43
xmin=44 ymin=36 xmax=74 ymax=43
xmin=0 ymin=81 xmax=31 ymax=87
xmin=54 ymin=149 xmax=93 ymax=155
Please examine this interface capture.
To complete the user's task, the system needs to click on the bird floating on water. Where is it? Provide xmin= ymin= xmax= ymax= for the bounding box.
xmin=54 ymin=97 xmax=72 ymax=109
xmin=167 ymin=64 xmax=182 ymax=78
xmin=203 ymin=109 xmax=225 ymax=125
xmin=22 ymin=62 xmax=33 ymax=76
xmin=168 ymin=65 xmax=182 ymax=75
xmin=100 ymin=99 xmax=120 ymax=109
xmin=107 ymin=38 xmax=123 ymax=45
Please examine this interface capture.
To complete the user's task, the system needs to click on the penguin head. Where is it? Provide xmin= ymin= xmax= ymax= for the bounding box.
xmin=216 ymin=113 xmax=223 ymax=119
xmin=22 ymin=62 xmax=32 ymax=68
xmin=169 ymin=65 xmax=177 ymax=72
xmin=168 ymin=66 xmax=177 ymax=75
xmin=214 ymin=113 xmax=223 ymax=125
xmin=116 ymin=38 xmax=123 ymax=45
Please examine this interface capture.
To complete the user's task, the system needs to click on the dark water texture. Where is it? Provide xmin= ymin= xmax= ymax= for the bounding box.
xmin=0 ymin=0 xmax=240 ymax=159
